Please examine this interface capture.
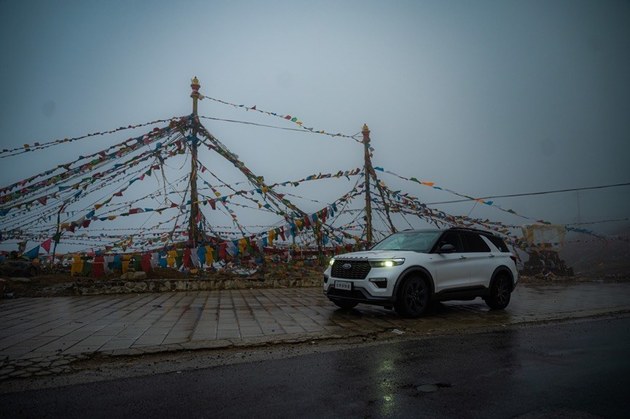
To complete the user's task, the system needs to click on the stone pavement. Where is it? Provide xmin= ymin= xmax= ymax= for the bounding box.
xmin=1 ymin=281 xmax=630 ymax=381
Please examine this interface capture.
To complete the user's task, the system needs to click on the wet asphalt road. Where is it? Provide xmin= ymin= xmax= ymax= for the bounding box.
xmin=2 ymin=315 xmax=629 ymax=419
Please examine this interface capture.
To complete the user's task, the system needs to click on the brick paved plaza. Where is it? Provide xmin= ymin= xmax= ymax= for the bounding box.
xmin=2 ymin=282 xmax=630 ymax=380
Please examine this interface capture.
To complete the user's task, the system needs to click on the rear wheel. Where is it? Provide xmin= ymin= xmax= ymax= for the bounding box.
xmin=333 ymin=300 xmax=358 ymax=310
xmin=485 ymin=274 xmax=512 ymax=310
xmin=395 ymin=275 xmax=430 ymax=318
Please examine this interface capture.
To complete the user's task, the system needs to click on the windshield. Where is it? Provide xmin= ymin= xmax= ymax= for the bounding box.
xmin=371 ymin=231 xmax=441 ymax=253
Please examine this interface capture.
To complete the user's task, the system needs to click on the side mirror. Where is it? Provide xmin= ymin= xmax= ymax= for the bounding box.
xmin=438 ymin=243 xmax=456 ymax=254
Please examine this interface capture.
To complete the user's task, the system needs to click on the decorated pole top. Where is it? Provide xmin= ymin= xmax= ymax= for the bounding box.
xmin=191 ymin=76 xmax=201 ymax=116
xmin=191 ymin=76 xmax=201 ymax=96
xmin=362 ymin=123 xmax=370 ymax=141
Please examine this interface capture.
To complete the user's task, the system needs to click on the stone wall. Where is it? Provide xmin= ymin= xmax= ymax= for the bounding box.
xmin=73 ymin=276 xmax=321 ymax=296
xmin=73 ymin=266 xmax=323 ymax=295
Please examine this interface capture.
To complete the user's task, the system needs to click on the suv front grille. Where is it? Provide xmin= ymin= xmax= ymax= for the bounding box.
xmin=331 ymin=260 xmax=371 ymax=279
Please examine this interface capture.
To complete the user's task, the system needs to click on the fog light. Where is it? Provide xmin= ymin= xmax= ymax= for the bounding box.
xmin=369 ymin=277 xmax=388 ymax=288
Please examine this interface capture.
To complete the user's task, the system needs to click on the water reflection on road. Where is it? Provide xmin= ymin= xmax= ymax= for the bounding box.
xmin=329 ymin=319 xmax=520 ymax=417
xmin=323 ymin=281 xmax=630 ymax=337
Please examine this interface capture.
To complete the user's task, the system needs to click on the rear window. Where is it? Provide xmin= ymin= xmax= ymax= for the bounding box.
xmin=485 ymin=235 xmax=509 ymax=252
xmin=462 ymin=232 xmax=491 ymax=252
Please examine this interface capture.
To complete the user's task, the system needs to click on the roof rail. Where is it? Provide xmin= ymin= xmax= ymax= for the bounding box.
xmin=447 ymin=226 xmax=497 ymax=236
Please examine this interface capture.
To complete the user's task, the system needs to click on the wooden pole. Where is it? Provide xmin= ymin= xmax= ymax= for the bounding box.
xmin=362 ymin=124 xmax=373 ymax=248
xmin=50 ymin=202 xmax=68 ymax=268
xmin=189 ymin=77 xmax=201 ymax=248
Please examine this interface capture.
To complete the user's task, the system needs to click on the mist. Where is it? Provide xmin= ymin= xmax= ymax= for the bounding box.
xmin=1 ymin=0 xmax=629 ymax=256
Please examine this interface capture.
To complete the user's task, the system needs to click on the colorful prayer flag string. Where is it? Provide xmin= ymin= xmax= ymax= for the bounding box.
xmin=202 ymin=96 xmax=361 ymax=142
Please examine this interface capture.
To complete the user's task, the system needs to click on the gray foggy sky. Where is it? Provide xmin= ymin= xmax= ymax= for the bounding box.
xmin=1 ymin=0 xmax=629 ymax=249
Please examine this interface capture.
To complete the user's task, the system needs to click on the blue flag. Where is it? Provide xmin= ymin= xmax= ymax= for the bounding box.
xmin=23 ymin=246 xmax=40 ymax=259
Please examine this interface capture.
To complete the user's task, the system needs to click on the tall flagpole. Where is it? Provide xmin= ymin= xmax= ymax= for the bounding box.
xmin=189 ymin=77 xmax=201 ymax=248
xmin=362 ymin=124 xmax=373 ymax=248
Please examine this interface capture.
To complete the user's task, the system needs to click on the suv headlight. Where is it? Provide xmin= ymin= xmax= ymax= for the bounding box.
xmin=328 ymin=257 xmax=335 ymax=267
xmin=369 ymin=258 xmax=405 ymax=268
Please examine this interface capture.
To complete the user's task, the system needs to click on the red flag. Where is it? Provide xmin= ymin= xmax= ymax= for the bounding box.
xmin=41 ymin=238 xmax=52 ymax=253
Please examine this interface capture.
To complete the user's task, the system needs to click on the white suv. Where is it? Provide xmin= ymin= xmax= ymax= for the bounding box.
xmin=323 ymin=227 xmax=518 ymax=317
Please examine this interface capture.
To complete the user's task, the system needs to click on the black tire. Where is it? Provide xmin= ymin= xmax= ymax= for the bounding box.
xmin=395 ymin=275 xmax=430 ymax=318
xmin=333 ymin=300 xmax=358 ymax=310
xmin=485 ymin=274 xmax=512 ymax=310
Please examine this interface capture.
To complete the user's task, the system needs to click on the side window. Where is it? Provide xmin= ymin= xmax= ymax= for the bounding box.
xmin=462 ymin=232 xmax=491 ymax=252
xmin=438 ymin=232 xmax=463 ymax=252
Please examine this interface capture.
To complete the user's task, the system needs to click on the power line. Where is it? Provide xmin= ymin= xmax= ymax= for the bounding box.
xmin=567 ymin=217 xmax=629 ymax=226
xmin=427 ymin=182 xmax=630 ymax=205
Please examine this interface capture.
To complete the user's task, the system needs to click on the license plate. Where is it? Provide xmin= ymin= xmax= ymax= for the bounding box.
xmin=335 ymin=281 xmax=352 ymax=291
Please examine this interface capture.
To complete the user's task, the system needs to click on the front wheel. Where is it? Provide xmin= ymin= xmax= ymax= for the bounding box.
xmin=485 ymin=275 xmax=512 ymax=310
xmin=395 ymin=276 xmax=430 ymax=318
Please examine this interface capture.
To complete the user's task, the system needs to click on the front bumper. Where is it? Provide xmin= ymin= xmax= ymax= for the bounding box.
xmin=325 ymin=285 xmax=396 ymax=306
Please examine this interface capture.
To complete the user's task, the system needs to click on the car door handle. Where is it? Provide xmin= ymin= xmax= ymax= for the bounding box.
xmin=488 ymin=254 xmax=495 ymax=258
xmin=459 ymin=255 xmax=466 ymax=260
